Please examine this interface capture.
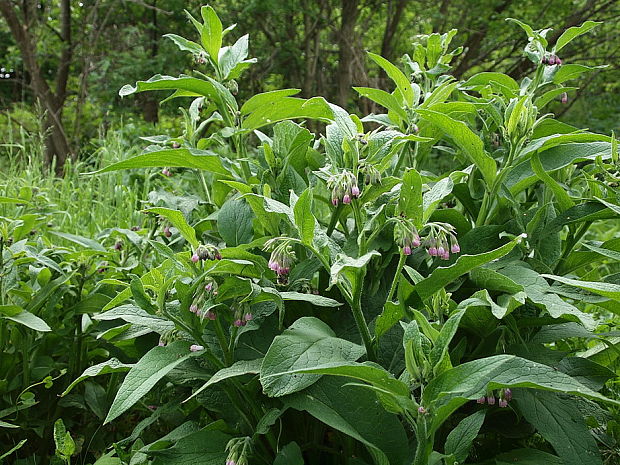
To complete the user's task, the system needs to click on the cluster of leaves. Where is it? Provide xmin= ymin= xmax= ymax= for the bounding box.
xmin=3 ymin=5 xmax=620 ymax=465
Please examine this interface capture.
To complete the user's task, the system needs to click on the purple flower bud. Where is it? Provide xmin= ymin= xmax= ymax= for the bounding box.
xmin=163 ymin=226 xmax=172 ymax=238
xmin=499 ymin=399 xmax=508 ymax=408
xmin=332 ymin=197 xmax=339 ymax=206
xmin=442 ymin=251 xmax=450 ymax=260
xmin=561 ymin=92 xmax=568 ymax=104
xmin=343 ymin=194 xmax=351 ymax=205
xmin=412 ymin=124 xmax=419 ymax=134
xmin=556 ymin=56 xmax=562 ymax=65
xmin=487 ymin=396 xmax=496 ymax=405
xmin=131 ymin=226 xmax=140 ymax=231
xmin=215 ymin=251 xmax=222 ymax=260
xmin=205 ymin=282 xmax=213 ymax=292
xmin=147 ymin=405 xmax=157 ymax=410
xmin=114 ymin=241 xmax=122 ymax=250
xmin=412 ymin=235 xmax=421 ymax=247
xmin=541 ymin=56 xmax=548 ymax=65
xmin=234 ymin=319 xmax=244 ymax=327
xmin=403 ymin=245 xmax=412 ymax=255
xmin=269 ymin=260 xmax=278 ymax=271
xmin=172 ymin=141 xmax=180 ymax=149
xmin=190 ymin=304 xmax=198 ymax=313
xmin=351 ymin=185 xmax=360 ymax=197
xmin=158 ymin=340 xmax=166 ymax=347
xmin=189 ymin=344 xmax=204 ymax=352
xmin=451 ymin=243 xmax=460 ymax=254
xmin=244 ymin=313 xmax=253 ymax=321
xmin=476 ymin=396 xmax=486 ymax=404
xmin=548 ymin=56 xmax=556 ymax=65
xmin=504 ymin=388 xmax=512 ymax=402
xmin=417 ymin=406 xmax=426 ymax=414
xmin=206 ymin=310 xmax=217 ymax=320
xmin=191 ymin=253 xmax=200 ymax=263
xmin=162 ymin=168 xmax=172 ymax=177
xmin=428 ymin=247 xmax=438 ymax=256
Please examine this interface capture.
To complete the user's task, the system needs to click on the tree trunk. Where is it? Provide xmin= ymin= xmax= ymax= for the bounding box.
xmin=337 ymin=0 xmax=360 ymax=107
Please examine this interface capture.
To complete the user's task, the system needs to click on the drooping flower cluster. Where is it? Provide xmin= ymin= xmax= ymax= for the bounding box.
xmin=477 ymin=388 xmax=512 ymax=408
xmin=393 ymin=218 xmax=421 ymax=256
xmin=327 ymin=170 xmax=360 ymax=206
xmin=541 ymin=54 xmax=562 ymax=66
xmin=361 ymin=163 xmax=382 ymax=186
xmin=424 ymin=222 xmax=460 ymax=260
xmin=265 ymin=238 xmax=296 ymax=285
xmin=191 ymin=244 xmax=223 ymax=262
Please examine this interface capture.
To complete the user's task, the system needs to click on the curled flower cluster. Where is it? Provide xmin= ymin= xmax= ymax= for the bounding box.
xmin=266 ymin=239 xmax=296 ymax=285
xmin=327 ymin=170 xmax=360 ymax=206
xmin=233 ymin=312 xmax=253 ymax=327
xmin=191 ymin=244 xmax=223 ymax=262
xmin=394 ymin=218 xmax=422 ymax=256
xmin=361 ymin=163 xmax=382 ymax=186
xmin=425 ymin=223 xmax=460 ymax=260
xmin=477 ymin=388 xmax=512 ymax=408
xmin=225 ymin=437 xmax=252 ymax=465
xmin=542 ymin=54 xmax=562 ymax=65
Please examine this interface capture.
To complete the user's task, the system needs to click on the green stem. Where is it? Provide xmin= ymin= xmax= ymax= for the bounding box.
xmin=352 ymin=202 xmax=366 ymax=254
xmin=326 ymin=204 xmax=343 ymax=236
xmin=555 ymin=221 xmax=592 ymax=274
xmin=351 ymin=269 xmax=376 ymax=361
xmin=197 ymin=170 xmax=212 ymax=205
xmin=386 ymin=251 xmax=406 ymax=304
xmin=213 ymin=317 xmax=233 ymax=366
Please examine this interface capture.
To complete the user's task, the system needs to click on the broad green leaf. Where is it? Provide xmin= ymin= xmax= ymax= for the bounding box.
xmin=219 ymin=34 xmax=254 ymax=79
xmin=242 ymin=96 xmax=333 ymax=130
xmin=186 ymin=359 xmax=262 ymax=402
xmin=514 ymin=390 xmax=602 ymax=465
xmin=542 ymin=275 xmax=620 ymax=302
xmin=423 ymin=177 xmax=454 ymax=222
xmin=105 ymin=341 xmax=200 ymax=423
xmin=286 ymin=376 xmax=409 ymax=465
xmin=143 ymin=207 xmax=198 ymax=249
xmin=0 ymin=196 xmax=28 ymax=204
xmin=92 ymin=148 xmax=230 ymax=177
xmin=241 ymin=89 xmax=301 ymax=115
xmin=429 ymin=310 xmax=465 ymax=372
xmin=495 ymin=449 xmax=563 ymax=465
xmin=51 ymin=231 xmax=107 ymax=252
xmin=469 ymin=266 xmax=524 ymax=294
xmin=329 ymin=251 xmax=380 ymax=290
xmin=3 ymin=310 xmax=51 ymax=332
xmin=119 ymin=74 xmax=216 ymax=98
xmin=535 ymin=86 xmax=578 ymax=109
xmin=412 ymin=235 xmax=525 ymax=303
xmin=416 ymin=109 xmax=496 ymax=186
xmin=444 ymin=410 xmax=485 ymax=463
xmin=163 ymin=34 xmax=203 ymax=55
xmin=422 ymin=354 xmax=619 ymax=434
xmin=217 ymin=196 xmax=254 ymax=246
xmin=462 ymin=72 xmax=519 ymax=91
xmin=274 ymin=442 xmax=304 ymax=465
xmin=553 ymin=63 xmax=605 ymax=84
xmin=200 ymin=6 xmax=223 ymax=63
xmin=62 ymin=359 xmax=133 ymax=395
xmin=367 ymin=52 xmax=414 ymax=107
xmin=398 ymin=168 xmax=423 ymax=228
xmin=279 ymin=291 xmax=342 ymax=307
xmin=353 ymin=87 xmax=408 ymax=121
xmin=531 ymin=152 xmax=574 ymax=211
xmin=293 ymin=189 xmax=315 ymax=246
xmin=260 ymin=317 xmax=365 ymax=397
xmin=54 ymin=419 xmax=75 ymax=459
xmin=498 ymin=264 xmax=595 ymax=329
xmin=150 ymin=428 xmax=230 ymax=465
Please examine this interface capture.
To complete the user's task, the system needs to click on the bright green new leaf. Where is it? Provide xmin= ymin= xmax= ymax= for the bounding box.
xmin=293 ymin=188 xmax=315 ymax=246
xmin=542 ymin=275 xmax=620 ymax=302
xmin=367 ymin=52 xmax=414 ymax=107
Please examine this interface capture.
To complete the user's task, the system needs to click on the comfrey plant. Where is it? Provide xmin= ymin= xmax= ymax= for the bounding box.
xmin=70 ymin=8 xmax=619 ymax=465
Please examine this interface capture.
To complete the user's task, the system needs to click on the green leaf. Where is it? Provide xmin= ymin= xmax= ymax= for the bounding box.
xmin=329 ymin=252 xmax=380 ymax=290
xmin=353 ymin=87 xmax=408 ymax=121
xmin=495 ymin=449 xmax=563 ymax=465
xmin=367 ymin=52 xmax=413 ymax=107
xmin=92 ymin=148 xmax=230 ymax=177
xmin=542 ymin=275 xmax=620 ymax=302
xmin=3 ymin=310 xmax=51 ymax=332
xmin=54 ymin=419 xmax=75 ymax=459
xmin=143 ymin=207 xmax=198 ymax=249
xmin=531 ymin=152 xmax=574 ymax=211
xmin=105 ymin=341 xmax=200 ymax=424
xmin=274 ymin=442 xmax=304 ymax=465
xmin=423 ymin=177 xmax=454 ymax=222
xmin=422 ymin=354 xmax=619 ymax=434
xmin=62 ymin=359 xmax=133 ymax=396
xmin=200 ymin=6 xmax=223 ymax=63
xmin=260 ymin=317 xmax=365 ymax=397
xmin=187 ymin=359 xmax=262 ymax=402
xmin=217 ymin=196 xmax=254 ymax=246
xmin=240 ymin=89 xmax=301 ymax=115
xmin=50 ymin=231 xmax=107 ymax=252
xmin=398 ymin=168 xmax=423 ymax=228
xmin=119 ymin=74 xmax=216 ymax=98
xmin=514 ymin=390 xmax=602 ymax=465
xmin=462 ymin=72 xmax=519 ymax=91
xmin=416 ymin=109 xmax=496 ymax=186
xmin=444 ymin=410 xmax=485 ymax=463
xmin=285 ymin=376 xmax=409 ymax=465
xmin=279 ymin=291 xmax=342 ymax=307
xmin=412 ymin=235 xmax=525 ymax=303
xmin=556 ymin=21 xmax=602 ymax=52
xmin=242 ymin=96 xmax=333 ymax=130
xmin=164 ymin=34 xmax=203 ymax=55
xmin=429 ymin=310 xmax=465 ymax=372
xmin=293 ymin=189 xmax=315 ymax=246
xmin=0 ymin=439 xmax=27 ymax=461
xmin=151 ymin=428 xmax=230 ymax=465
